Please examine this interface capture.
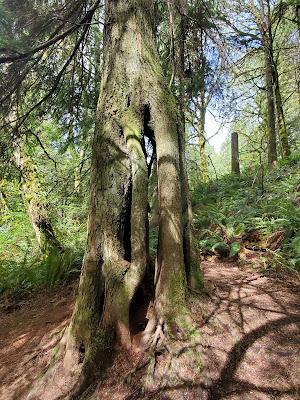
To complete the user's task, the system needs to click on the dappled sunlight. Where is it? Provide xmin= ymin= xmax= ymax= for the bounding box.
xmin=195 ymin=261 xmax=300 ymax=400
xmin=0 ymin=288 xmax=74 ymax=400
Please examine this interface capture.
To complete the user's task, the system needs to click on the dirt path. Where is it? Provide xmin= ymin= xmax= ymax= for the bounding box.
xmin=197 ymin=261 xmax=300 ymax=400
xmin=0 ymin=262 xmax=299 ymax=399
xmin=0 ymin=285 xmax=74 ymax=400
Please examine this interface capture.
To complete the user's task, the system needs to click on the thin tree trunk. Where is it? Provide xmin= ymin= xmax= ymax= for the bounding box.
xmin=176 ymin=1 xmax=203 ymax=290
xmin=74 ymin=146 xmax=85 ymax=194
xmin=296 ymin=5 xmax=300 ymax=106
xmin=262 ymin=0 xmax=289 ymax=163
xmin=198 ymin=106 xmax=209 ymax=182
xmin=0 ymin=190 xmax=7 ymax=212
xmin=273 ymin=63 xmax=290 ymax=158
xmin=198 ymin=28 xmax=209 ymax=182
xmin=264 ymin=45 xmax=277 ymax=168
xmin=231 ymin=131 xmax=240 ymax=174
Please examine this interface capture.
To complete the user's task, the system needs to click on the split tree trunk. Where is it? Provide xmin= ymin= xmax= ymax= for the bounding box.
xmin=231 ymin=131 xmax=240 ymax=174
xmin=59 ymin=1 xmax=196 ymax=393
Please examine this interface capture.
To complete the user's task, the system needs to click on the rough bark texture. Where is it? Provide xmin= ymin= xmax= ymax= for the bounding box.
xmin=27 ymin=4 xmax=201 ymax=399
xmin=14 ymin=141 xmax=62 ymax=254
xmin=231 ymin=131 xmax=240 ymax=175
xmin=61 ymin=0 xmax=194 ymax=389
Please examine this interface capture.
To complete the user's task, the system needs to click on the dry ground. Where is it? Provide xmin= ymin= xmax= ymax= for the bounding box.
xmin=0 ymin=259 xmax=299 ymax=400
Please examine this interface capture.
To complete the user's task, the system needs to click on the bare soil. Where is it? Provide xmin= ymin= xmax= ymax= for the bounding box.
xmin=0 ymin=260 xmax=299 ymax=400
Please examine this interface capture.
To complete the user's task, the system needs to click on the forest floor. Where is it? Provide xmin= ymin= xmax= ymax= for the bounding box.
xmin=0 ymin=257 xmax=299 ymax=400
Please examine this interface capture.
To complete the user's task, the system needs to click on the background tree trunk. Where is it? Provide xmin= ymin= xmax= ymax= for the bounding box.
xmin=231 ymin=131 xmax=240 ymax=174
xmin=176 ymin=1 xmax=203 ymax=291
xmin=264 ymin=46 xmax=277 ymax=168
xmin=14 ymin=139 xmax=62 ymax=254
xmin=198 ymin=27 xmax=209 ymax=183
xmin=273 ymin=63 xmax=290 ymax=158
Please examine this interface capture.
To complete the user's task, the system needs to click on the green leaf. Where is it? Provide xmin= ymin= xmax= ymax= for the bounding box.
xmin=229 ymin=242 xmax=241 ymax=258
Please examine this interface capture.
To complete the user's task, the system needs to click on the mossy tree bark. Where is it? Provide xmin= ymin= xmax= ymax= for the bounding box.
xmin=53 ymin=1 xmax=199 ymax=395
xmin=231 ymin=131 xmax=240 ymax=174
xmin=0 ymin=183 xmax=7 ymax=212
xmin=14 ymin=138 xmax=62 ymax=254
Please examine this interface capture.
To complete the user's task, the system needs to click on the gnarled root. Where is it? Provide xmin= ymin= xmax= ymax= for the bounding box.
xmin=127 ymin=313 xmax=203 ymax=393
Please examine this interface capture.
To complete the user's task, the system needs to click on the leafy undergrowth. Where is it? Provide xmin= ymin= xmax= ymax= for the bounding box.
xmin=192 ymin=153 xmax=300 ymax=273
xmin=0 ymin=248 xmax=83 ymax=297
xmin=0 ymin=181 xmax=86 ymax=297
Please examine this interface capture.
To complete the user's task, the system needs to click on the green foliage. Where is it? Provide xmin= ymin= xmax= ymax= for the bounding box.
xmin=193 ymin=154 xmax=300 ymax=269
xmin=229 ymin=242 xmax=241 ymax=258
xmin=0 ymin=130 xmax=88 ymax=296
xmin=0 ymin=248 xmax=82 ymax=295
xmin=149 ymin=227 xmax=158 ymax=258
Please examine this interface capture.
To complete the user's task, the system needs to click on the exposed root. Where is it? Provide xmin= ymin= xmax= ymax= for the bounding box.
xmin=188 ymin=284 xmax=216 ymax=301
xmin=126 ymin=314 xmax=203 ymax=394
xmin=150 ymin=318 xmax=164 ymax=348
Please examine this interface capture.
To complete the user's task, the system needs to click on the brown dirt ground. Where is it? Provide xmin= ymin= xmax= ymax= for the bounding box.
xmin=0 ymin=260 xmax=299 ymax=400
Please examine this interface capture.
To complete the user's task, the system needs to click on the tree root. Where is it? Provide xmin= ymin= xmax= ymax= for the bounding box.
xmin=126 ymin=315 xmax=203 ymax=393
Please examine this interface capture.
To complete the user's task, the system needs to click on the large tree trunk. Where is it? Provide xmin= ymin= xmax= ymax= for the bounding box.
xmin=231 ymin=131 xmax=240 ymax=174
xmin=14 ymin=139 xmax=62 ymax=254
xmin=29 ymin=2 xmax=199 ymax=398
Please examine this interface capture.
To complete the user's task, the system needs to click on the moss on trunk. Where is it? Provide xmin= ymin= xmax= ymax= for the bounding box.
xmin=231 ymin=131 xmax=240 ymax=175
xmin=14 ymin=139 xmax=62 ymax=254
xmin=29 ymin=2 xmax=201 ymax=398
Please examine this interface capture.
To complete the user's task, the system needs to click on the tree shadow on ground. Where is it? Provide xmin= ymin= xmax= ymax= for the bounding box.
xmin=123 ymin=262 xmax=300 ymax=400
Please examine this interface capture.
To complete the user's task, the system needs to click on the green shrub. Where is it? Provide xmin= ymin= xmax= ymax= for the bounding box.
xmin=193 ymin=154 xmax=300 ymax=270
xmin=0 ymin=248 xmax=82 ymax=296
